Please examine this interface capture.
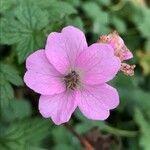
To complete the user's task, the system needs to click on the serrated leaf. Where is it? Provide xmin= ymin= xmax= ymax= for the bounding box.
xmin=0 ymin=63 xmax=23 ymax=86
xmin=0 ymin=0 xmax=77 ymax=62
xmin=1 ymin=0 xmax=49 ymax=63
xmin=16 ymin=32 xmax=45 ymax=63
xmin=0 ymin=118 xmax=52 ymax=149
xmin=15 ymin=0 xmax=49 ymax=31
xmin=0 ymin=63 xmax=23 ymax=109
xmin=34 ymin=0 xmax=77 ymax=23
xmin=0 ymin=0 xmax=16 ymax=13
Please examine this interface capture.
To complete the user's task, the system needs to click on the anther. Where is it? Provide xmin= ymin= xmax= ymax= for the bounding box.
xmin=64 ymin=71 xmax=80 ymax=90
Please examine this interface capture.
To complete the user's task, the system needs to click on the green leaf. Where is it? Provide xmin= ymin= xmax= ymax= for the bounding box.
xmin=63 ymin=0 xmax=80 ymax=7
xmin=0 ymin=63 xmax=23 ymax=86
xmin=52 ymin=126 xmax=81 ymax=150
xmin=15 ymin=1 xmax=49 ymax=31
xmin=133 ymin=89 xmax=150 ymax=118
xmin=83 ymin=2 xmax=109 ymax=24
xmin=114 ymin=79 xmax=150 ymax=117
xmin=83 ymin=2 xmax=101 ymax=19
xmin=145 ymin=39 xmax=150 ymax=52
xmin=138 ymin=8 xmax=150 ymax=39
xmin=96 ymin=0 xmax=111 ymax=6
xmin=27 ymin=147 xmax=47 ymax=150
xmin=0 ymin=63 xmax=23 ymax=109
xmin=66 ymin=17 xmax=84 ymax=31
xmin=0 ymin=80 xmax=14 ymax=108
xmin=134 ymin=108 xmax=150 ymax=150
xmin=75 ymin=109 xmax=137 ymax=137
xmin=53 ymin=144 xmax=76 ymax=150
xmin=75 ymin=109 xmax=107 ymax=134
xmin=48 ymin=1 xmax=77 ymax=21
xmin=82 ymin=2 xmax=109 ymax=34
xmin=113 ymin=1 xmax=143 ymax=25
xmin=111 ymin=16 xmax=126 ymax=33
xmin=16 ymin=32 xmax=45 ymax=63
xmin=127 ymin=138 xmax=140 ymax=150
xmin=0 ymin=0 xmax=16 ymax=13
xmin=11 ymin=99 xmax=32 ymax=119
xmin=0 ymin=118 xmax=52 ymax=149
xmin=1 ymin=0 xmax=49 ymax=63
xmin=114 ymin=73 xmax=150 ymax=115
xmin=110 ymin=73 xmax=135 ymax=88
xmin=35 ymin=0 xmax=77 ymax=23
xmin=1 ymin=99 xmax=32 ymax=122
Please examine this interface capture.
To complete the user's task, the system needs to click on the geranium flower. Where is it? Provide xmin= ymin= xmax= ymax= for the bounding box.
xmin=24 ymin=26 xmax=121 ymax=125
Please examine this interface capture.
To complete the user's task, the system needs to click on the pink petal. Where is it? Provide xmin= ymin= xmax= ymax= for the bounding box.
xmin=99 ymin=32 xmax=133 ymax=61
xmin=123 ymin=50 xmax=133 ymax=60
xmin=39 ymin=91 xmax=77 ymax=125
xmin=45 ymin=26 xmax=88 ymax=74
xmin=24 ymin=50 xmax=65 ymax=95
xmin=76 ymin=43 xmax=121 ymax=85
xmin=109 ymin=35 xmax=124 ymax=50
xmin=77 ymin=84 xmax=119 ymax=120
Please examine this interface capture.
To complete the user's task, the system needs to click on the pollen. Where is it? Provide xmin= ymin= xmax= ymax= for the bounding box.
xmin=64 ymin=71 xmax=80 ymax=90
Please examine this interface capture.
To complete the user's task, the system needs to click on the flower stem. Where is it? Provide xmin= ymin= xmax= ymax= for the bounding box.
xmin=64 ymin=123 xmax=94 ymax=150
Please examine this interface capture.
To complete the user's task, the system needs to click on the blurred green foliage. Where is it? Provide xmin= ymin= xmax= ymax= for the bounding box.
xmin=0 ymin=0 xmax=150 ymax=149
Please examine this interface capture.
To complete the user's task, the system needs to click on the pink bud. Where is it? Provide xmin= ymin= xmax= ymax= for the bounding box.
xmin=99 ymin=31 xmax=133 ymax=61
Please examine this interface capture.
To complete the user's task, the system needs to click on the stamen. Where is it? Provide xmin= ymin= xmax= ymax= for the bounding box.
xmin=64 ymin=71 xmax=80 ymax=90
xmin=120 ymin=63 xmax=136 ymax=76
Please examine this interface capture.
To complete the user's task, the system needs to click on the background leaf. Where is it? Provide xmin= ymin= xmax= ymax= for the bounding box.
xmin=134 ymin=108 xmax=150 ymax=150
xmin=0 ymin=118 xmax=52 ymax=150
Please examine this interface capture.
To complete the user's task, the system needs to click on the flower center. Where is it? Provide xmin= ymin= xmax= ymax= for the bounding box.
xmin=64 ymin=71 xmax=80 ymax=90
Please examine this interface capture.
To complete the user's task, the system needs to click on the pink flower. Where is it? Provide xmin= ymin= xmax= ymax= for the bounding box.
xmin=24 ymin=26 xmax=121 ymax=125
xmin=99 ymin=31 xmax=133 ymax=61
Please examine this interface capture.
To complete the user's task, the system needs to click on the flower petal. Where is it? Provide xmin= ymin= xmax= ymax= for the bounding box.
xmin=45 ymin=26 xmax=88 ymax=74
xmin=123 ymin=50 xmax=133 ymax=60
xmin=77 ymin=84 xmax=119 ymax=120
xmin=39 ymin=91 xmax=77 ymax=125
xmin=76 ymin=43 xmax=121 ymax=85
xmin=24 ymin=50 xmax=65 ymax=95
